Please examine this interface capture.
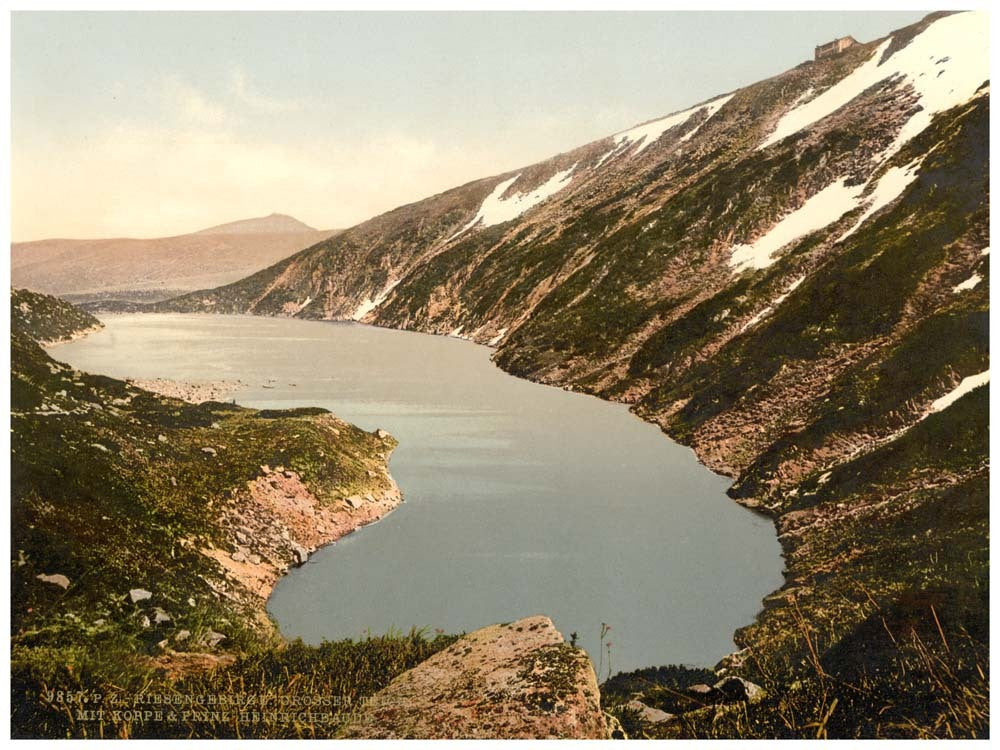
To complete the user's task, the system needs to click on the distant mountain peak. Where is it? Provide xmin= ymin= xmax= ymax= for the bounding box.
xmin=195 ymin=213 xmax=317 ymax=235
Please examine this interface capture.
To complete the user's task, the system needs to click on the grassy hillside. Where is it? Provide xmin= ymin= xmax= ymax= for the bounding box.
xmin=10 ymin=290 xmax=458 ymax=738
xmin=11 ymin=287 xmax=104 ymax=344
xmin=52 ymin=11 xmax=991 ymax=739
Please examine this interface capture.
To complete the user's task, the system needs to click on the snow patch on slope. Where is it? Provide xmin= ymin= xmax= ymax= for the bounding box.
xmin=761 ymin=38 xmax=893 ymax=150
xmin=615 ymin=94 xmax=733 ymax=154
xmin=351 ymin=278 xmax=402 ymax=321
xmin=838 ymin=157 xmax=923 ymax=242
xmin=884 ymin=12 xmax=989 ymax=156
xmin=592 ymin=145 xmax=618 ymax=169
xmin=679 ymin=94 xmax=735 ymax=143
xmin=487 ymin=327 xmax=508 ymax=346
xmin=449 ymin=166 xmax=577 ymax=241
xmin=930 ymin=370 xmax=989 ymax=413
xmin=761 ymin=12 xmax=987 ymax=153
xmin=729 ymin=179 xmax=865 ymax=272
xmin=952 ymin=273 xmax=983 ymax=293
xmin=740 ymin=275 xmax=806 ymax=332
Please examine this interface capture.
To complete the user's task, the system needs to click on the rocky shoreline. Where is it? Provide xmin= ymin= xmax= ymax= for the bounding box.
xmin=38 ymin=321 xmax=105 ymax=347
xmin=127 ymin=377 xmax=247 ymax=404
xmin=201 ymin=428 xmax=404 ymax=628
xmin=49 ymin=320 xmax=406 ymax=641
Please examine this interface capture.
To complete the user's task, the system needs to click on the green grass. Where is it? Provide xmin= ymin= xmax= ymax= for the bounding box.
xmin=10 ymin=290 xmax=453 ymax=739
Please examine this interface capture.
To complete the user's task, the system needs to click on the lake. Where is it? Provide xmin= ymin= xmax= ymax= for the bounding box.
xmin=54 ymin=313 xmax=783 ymax=674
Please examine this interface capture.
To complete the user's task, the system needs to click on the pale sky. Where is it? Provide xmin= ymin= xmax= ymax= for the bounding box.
xmin=11 ymin=11 xmax=927 ymax=241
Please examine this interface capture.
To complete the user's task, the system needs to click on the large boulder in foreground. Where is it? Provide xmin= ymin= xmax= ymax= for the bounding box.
xmin=339 ymin=615 xmax=607 ymax=739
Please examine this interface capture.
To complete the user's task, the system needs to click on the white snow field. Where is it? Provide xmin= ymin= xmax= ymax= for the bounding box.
xmin=615 ymin=94 xmax=734 ymax=154
xmin=930 ymin=370 xmax=990 ymax=413
xmin=838 ymin=157 xmax=924 ymax=242
xmin=952 ymin=273 xmax=983 ymax=293
xmin=729 ymin=178 xmax=865 ymax=272
xmin=448 ymin=165 xmax=577 ymax=240
xmin=761 ymin=11 xmax=987 ymax=154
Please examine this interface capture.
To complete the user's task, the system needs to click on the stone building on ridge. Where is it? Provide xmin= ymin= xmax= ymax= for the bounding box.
xmin=815 ymin=36 xmax=858 ymax=61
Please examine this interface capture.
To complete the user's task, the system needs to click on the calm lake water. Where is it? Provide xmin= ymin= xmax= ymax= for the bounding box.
xmin=55 ymin=313 xmax=783 ymax=673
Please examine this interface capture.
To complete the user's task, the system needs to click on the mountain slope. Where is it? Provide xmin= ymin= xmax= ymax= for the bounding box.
xmin=11 ymin=214 xmax=337 ymax=303
xmin=11 ymin=287 xmax=104 ymax=344
xmin=193 ymin=212 xmax=317 ymax=235
xmin=109 ymin=11 xmax=987 ymax=737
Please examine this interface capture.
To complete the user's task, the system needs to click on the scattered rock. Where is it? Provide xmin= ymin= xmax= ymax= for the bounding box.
xmin=127 ymin=378 xmax=244 ymax=404
xmin=685 ymin=684 xmax=721 ymax=704
xmin=339 ymin=615 xmax=607 ymax=739
xmin=201 ymin=447 xmax=217 ymax=456
xmin=153 ymin=608 xmax=172 ymax=624
xmin=202 ymin=630 xmax=227 ymax=648
xmin=175 ymin=629 xmax=191 ymax=642
xmin=90 ymin=443 xmax=109 ymax=453
xmin=36 ymin=573 xmax=70 ymax=589
xmin=157 ymin=434 xmax=168 ymax=443
xmin=713 ymin=676 xmax=765 ymax=704
xmin=626 ymin=700 xmax=675 ymax=724
xmin=129 ymin=588 xmax=153 ymax=603
xmin=715 ymin=647 xmax=751 ymax=673
xmin=290 ymin=543 xmax=309 ymax=566
xmin=344 ymin=495 xmax=363 ymax=509
xmin=375 ymin=428 xmax=390 ymax=440
xmin=231 ymin=549 xmax=247 ymax=563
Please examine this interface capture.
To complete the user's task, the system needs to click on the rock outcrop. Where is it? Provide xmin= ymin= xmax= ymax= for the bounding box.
xmin=201 ymin=446 xmax=402 ymax=608
xmin=340 ymin=615 xmax=607 ymax=739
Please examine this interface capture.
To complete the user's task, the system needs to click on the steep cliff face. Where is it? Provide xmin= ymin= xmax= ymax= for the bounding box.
xmin=113 ymin=11 xmax=987 ymax=737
